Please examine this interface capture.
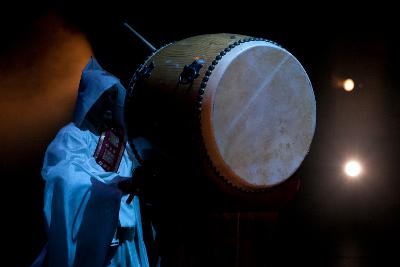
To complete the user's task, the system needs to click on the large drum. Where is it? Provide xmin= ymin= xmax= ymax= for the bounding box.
xmin=125 ymin=33 xmax=315 ymax=209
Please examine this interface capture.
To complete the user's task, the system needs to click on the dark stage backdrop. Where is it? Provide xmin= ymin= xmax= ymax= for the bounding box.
xmin=1 ymin=1 xmax=399 ymax=266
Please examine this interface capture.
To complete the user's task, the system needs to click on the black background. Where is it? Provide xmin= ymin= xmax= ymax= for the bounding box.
xmin=1 ymin=1 xmax=400 ymax=266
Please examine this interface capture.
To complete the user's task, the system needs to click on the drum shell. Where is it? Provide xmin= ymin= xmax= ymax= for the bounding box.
xmin=126 ymin=33 xmax=306 ymax=210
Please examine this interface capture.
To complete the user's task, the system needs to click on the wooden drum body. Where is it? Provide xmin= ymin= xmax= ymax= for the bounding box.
xmin=126 ymin=33 xmax=315 ymax=209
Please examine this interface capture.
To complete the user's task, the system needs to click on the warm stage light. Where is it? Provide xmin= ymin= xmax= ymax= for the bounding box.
xmin=0 ymin=13 xmax=93 ymax=160
xmin=343 ymin=78 xmax=355 ymax=91
xmin=344 ymin=160 xmax=362 ymax=177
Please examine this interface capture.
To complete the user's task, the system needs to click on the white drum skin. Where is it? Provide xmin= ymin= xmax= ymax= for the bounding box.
xmin=201 ymin=40 xmax=315 ymax=191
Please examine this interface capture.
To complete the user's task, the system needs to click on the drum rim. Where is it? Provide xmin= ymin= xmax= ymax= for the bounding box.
xmin=197 ymin=38 xmax=316 ymax=192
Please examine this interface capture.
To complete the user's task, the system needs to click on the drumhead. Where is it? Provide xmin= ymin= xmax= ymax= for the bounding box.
xmin=201 ymin=41 xmax=316 ymax=190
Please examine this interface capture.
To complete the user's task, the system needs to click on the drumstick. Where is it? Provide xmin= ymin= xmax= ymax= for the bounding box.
xmin=123 ymin=22 xmax=157 ymax=52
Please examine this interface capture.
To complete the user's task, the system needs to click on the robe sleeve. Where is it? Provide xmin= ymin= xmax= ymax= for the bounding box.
xmin=42 ymin=124 xmax=125 ymax=267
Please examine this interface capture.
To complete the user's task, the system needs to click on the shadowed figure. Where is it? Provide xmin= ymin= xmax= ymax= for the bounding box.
xmin=31 ymin=57 xmax=161 ymax=267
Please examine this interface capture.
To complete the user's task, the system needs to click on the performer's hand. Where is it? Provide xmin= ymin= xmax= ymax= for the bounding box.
xmin=118 ymin=164 xmax=158 ymax=204
xmin=117 ymin=175 xmax=140 ymax=196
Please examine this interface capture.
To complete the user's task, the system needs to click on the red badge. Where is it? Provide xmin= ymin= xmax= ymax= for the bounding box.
xmin=94 ymin=128 xmax=126 ymax=172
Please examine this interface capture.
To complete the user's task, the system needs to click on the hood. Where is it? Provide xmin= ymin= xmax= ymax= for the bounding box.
xmin=73 ymin=57 xmax=126 ymax=128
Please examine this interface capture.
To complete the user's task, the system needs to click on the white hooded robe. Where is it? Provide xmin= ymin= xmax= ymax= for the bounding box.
xmin=36 ymin=57 xmax=150 ymax=267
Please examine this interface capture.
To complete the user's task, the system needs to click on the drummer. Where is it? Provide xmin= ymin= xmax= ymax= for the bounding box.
xmin=31 ymin=57 xmax=160 ymax=267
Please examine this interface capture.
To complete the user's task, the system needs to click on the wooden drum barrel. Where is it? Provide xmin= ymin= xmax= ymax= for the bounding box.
xmin=125 ymin=33 xmax=316 ymax=209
